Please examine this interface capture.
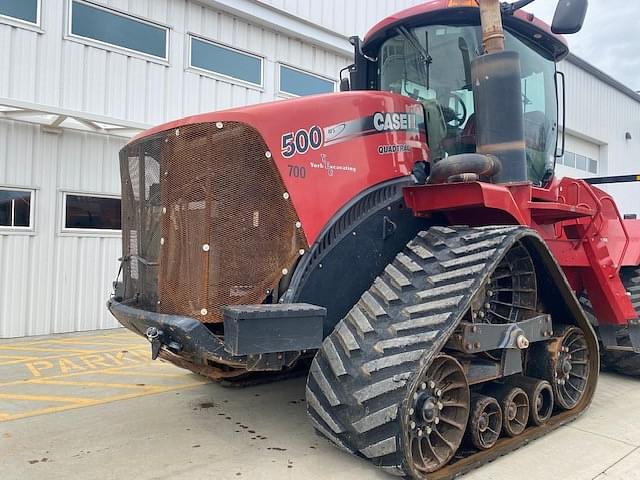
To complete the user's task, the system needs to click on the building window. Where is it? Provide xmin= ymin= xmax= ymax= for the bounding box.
xmin=563 ymin=151 xmax=576 ymax=168
xmin=279 ymin=65 xmax=334 ymax=97
xmin=69 ymin=1 xmax=168 ymax=60
xmin=560 ymin=150 xmax=598 ymax=175
xmin=189 ymin=36 xmax=262 ymax=86
xmin=0 ymin=0 xmax=39 ymax=26
xmin=0 ymin=188 xmax=34 ymax=229
xmin=63 ymin=193 xmax=121 ymax=231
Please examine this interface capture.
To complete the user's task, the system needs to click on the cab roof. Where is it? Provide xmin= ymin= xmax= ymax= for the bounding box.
xmin=363 ymin=0 xmax=569 ymax=62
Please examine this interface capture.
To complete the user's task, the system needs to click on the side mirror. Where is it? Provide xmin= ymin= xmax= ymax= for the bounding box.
xmin=551 ymin=0 xmax=588 ymax=34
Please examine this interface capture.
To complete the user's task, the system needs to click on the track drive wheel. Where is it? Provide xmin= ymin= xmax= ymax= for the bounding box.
xmin=408 ymin=355 xmax=470 ymax=474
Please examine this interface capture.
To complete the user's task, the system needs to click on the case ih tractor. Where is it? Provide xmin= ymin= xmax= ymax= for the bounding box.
xmin=108 ymin=0 xmax=640 ymax=477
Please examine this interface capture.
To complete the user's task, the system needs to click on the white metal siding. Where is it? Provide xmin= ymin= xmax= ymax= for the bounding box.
xmin=558 ymin=59 xmax=640 ymax=215
xmin=0 ymin=118 xmax=125 ymax=337
xmin=255 ymin=0 xmax=423 ymax=37
xmin=565 ymin=135 xmax=600 ymax=161
xmin=0 ymin=0 xmax=350 ymax=127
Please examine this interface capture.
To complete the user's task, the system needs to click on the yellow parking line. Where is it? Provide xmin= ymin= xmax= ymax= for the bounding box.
xmin=92 ymin=333 xmax=137 ymax=340
xmin=0 ymin=332 xmax=131 ymax=347
xmin=0 ymin=345 xmax=96 ymax=354
xmin=100 ymin=369 xmax=192 ymax=378
xmin=0 ymin=413 xmax=9 ymax=420
xmin=0 ymin=347 xmax=149 ymax=367
xmin=30 ymin=379 xmax=175 ymax=390
xmin=0 ymin=393 xmax=95 ymax=404
xmin=0 ymin=338 xmax=90 ymax=347
xmin=0 ymin=381 xmax=205 ymax=422
xmin=0 ymin=354 xmax=39 ymax=359
xmin=50 ymin=339 xmax=140 ymax=347
xmin=0 ymin=360 xmax=153 ymax=388
xmin=0 ymin=354 xmax=40 ymax=363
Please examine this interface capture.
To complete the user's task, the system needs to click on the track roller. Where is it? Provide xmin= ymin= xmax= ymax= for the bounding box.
xmin=465 ymin=394 xmax=502 ymax=450
xmin=490 ymin=385 xmax=529 ymax=437
xmin=528 ymin=325 xmax=591 ymax=410
xmin=508 ymin=376 xmax=554 ymax=426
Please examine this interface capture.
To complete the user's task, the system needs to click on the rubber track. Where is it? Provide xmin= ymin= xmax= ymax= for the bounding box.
xmin=305 ymin=226 xmax=538 ymax=477
xmin=583 ymin=267 xmax=640 ymax=376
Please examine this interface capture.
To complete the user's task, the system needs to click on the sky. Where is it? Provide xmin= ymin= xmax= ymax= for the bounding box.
xmin=526 ymin=0 xmax=640 ymax=92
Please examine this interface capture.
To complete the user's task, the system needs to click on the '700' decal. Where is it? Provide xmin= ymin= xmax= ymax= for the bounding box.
xmin=281 ymin=126 xmax=323 ymax=158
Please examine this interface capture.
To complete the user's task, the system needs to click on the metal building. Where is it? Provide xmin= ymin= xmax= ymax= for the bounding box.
xmin=1 ymin=0 xmax=638 ymax=337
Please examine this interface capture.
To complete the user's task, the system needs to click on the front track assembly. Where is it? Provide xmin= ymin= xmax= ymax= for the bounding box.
xmin=306 ymin=226 xmax=599 ymax=479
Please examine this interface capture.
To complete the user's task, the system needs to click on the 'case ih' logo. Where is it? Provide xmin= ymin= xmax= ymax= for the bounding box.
xmin=373 ymin=112 xmax=417 ymax=132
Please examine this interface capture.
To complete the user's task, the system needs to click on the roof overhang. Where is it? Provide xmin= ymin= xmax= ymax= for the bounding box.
xmin=0 ymin=98 xmax=149 ymax=138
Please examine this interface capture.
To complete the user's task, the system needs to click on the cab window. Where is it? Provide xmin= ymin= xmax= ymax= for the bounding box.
xmin=379 ymin=24 xmax=558 ymax=185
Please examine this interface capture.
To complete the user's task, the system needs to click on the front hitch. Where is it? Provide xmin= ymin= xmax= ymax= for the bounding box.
xmin=145 ymin=327 xmax=182 ymax=360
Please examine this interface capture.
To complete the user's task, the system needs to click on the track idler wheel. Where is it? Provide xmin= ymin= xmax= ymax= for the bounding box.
xmin=490 ymin=385 xmax=529 ymax=437
xmin=407 ymin=354 xmax=470 ymax=474
xmin=465 ymin=394 xmax=502 ymax=450
xmin=528 ymin=326 xmax=591 ymax=410
xmin=508 ymin=376 xmax=554 ymax=426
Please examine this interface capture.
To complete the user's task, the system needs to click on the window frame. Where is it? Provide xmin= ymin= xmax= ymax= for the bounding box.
xmin=60 ymin=190 xmax=122 ymax=237
xmin=0 ymin=186 xmax=36 ymax=234
xmin=0 ymin=0 xmax=41 ymax=30
xmin=277 ymin=63 xmax=336 ymax=98
xmin=187 ymin=33 xmax=265 ymax=89
xmin=66 ymin=0 xmax=170 ymax=63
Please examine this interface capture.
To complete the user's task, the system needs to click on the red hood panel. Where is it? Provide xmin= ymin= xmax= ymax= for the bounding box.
xmin=131 ymin=91 xmax=429 ymax=244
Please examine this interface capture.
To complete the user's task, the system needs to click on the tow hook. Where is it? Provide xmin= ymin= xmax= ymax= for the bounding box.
xmin=145 ymin=326 xmax=183 ymax=360
xmin=146 ymin=327 xmax=163 ymax=360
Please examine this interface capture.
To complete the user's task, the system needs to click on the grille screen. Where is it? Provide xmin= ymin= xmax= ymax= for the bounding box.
xmin=120 ymin=122 xmax=307 ymax=323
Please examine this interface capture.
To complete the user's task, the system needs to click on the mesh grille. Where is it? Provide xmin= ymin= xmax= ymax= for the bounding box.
xmin=120 ymin=122 xmax=307 ymax=323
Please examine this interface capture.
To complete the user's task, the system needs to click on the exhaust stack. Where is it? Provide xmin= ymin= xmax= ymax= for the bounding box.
xmin=472 ymin=0 xmax=527 ymax=184
xmin=479 ymin=0 xmax=505 ymax=53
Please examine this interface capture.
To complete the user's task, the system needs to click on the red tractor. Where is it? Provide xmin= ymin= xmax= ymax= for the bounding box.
xmin=108 ymin=0 xmax=640 ymax=477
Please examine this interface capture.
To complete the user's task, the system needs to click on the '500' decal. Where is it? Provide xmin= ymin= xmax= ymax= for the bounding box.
xmin=281 ymin=126 xmax=323 ymax=158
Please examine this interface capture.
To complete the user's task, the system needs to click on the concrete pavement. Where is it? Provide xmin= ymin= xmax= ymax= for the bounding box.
xmin=1 ymin=329 xmax=639 ymax=480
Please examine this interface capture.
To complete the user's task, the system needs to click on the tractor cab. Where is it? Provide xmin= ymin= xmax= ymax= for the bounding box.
xmin=347 ymin=0 xmax=580 ymax=186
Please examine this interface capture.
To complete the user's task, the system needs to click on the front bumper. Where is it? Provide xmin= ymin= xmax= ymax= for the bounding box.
xmin=107 ymin=299 xmax=326 ymax=375
xmin=107 ymin=299 xmax=245 ymax=369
